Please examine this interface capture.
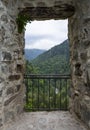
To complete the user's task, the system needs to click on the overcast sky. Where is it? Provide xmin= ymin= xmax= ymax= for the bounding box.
xmin=25 ymin=20 xmax=68 ymax=50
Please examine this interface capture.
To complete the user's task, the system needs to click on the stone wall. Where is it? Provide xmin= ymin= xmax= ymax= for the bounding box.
xmin=0 ymin=0 xmax=90 ymax=129
xmin=0 ymin=1 xmax=25 ymax=129
xmin=68 ymin=0 xmax=90 ymax=128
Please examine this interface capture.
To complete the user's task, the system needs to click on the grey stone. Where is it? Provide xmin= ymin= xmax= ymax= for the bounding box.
xmin=0 ymin=90 xmax=3 ymax=97
xmin=0 ymin=119 xmax=3 ymax=127
xmin=6 ymin=87 xmax=14 ymax=95
xmin=0 ymin=0 xmax=89 ymax=129
xmin=15 ymin=85 xmax=21 ymax=92
xmin=8 ymin=75 xmax=21 ymax=81
xmin=17 ymin=64 xmax=23 ymax=73
xmin=2 ymin=52 xmax=12 ymax=61
xmin=80 ymin=52 xmax=87 ymax=61
xmin=0 ymin=77 xmax=4 ymax=83
xmin=4 ymin=111 xmax=15 ymax=123
xmin=4 ymin=94 xmax=17 ymax=106
xmin=74 ymin=62 xmax=82 ymax=76
xmin=1 ymin=65 xmax=9 ymax=73
xmin=6 ymin=111 xmax=88 ymax=130
xmin=1 ymin=14 xmax=8 ymax=23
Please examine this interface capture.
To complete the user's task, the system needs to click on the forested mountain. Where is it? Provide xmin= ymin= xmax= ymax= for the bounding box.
xmin=31 ymin=40 xmax=70 ymax=74
xmin=25 ymin=49 xmax=46 ymax=61
xmin=25 ymin=40 xmax=70 ymax=111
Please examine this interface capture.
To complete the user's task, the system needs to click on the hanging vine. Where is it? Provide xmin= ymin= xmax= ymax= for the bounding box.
xmin=16 ymin=14 xmax=31 ymax=33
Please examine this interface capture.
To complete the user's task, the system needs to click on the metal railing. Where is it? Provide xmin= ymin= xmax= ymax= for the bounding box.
xmin=24 ymin=74 xmax=71 ymax=111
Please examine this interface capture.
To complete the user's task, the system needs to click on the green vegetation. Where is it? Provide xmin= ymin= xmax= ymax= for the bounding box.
xmin=31 ymin=40 xmax=70 ymax=74
xmin=16 ymin=14 xmax=31 ymax=33
xmin=25 ymin=60 xmax=39 ymax=74
xmin=25 ymin=40 xmax=70 ymax=111
xmin=25 ymin=49 xmax=46 ymax=61
xmin=24 ymin=78 xmax=70 ymax=111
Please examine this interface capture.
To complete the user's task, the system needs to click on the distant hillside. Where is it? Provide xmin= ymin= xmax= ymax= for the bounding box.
xmin=25 ymin=49 xmax=46 ymax=61
xmin=31 ymin=40 xmax=70 ymax=74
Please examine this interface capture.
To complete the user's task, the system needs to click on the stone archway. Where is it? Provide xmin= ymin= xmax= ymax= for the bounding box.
xmin=0 ymin=0 xmax=90 ymax=129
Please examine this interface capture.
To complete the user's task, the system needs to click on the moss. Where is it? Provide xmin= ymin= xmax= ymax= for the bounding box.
xmin=16 ymin=14 xmax=31 ymax=33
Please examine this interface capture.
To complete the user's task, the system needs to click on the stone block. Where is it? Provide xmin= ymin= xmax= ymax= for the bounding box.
xmin=17 ymin=64 xmax=23 ymax=73
xmin=6 ymin=87 xmax=14 ymax=95
xmin=2 ymin=52 xmax=12 ymax=61
xmin=4 ymin=94 xmax=17 ymax=106
xmin=15 ymin=85 xmax=21 ymax=93
xmin=80 ymin=52 xmax=87 ymax=61
xmin=80 ymin=96 xmax=90 ymax=127
xmin=74 ymin=62 xmax=82 ymax=76
xmin=1 ymin=14 xmax=8 ymax=23
xmin=87 ymin=69 xmax=90 ymax=88
xmin=87 ymin=47 xmax=90 ymax=57
xmin=74 ymin=96 xmax=81 ymax=118
xmin=0 ymin=77 xmax=4 ymax=83
xmin=0 ymin=118 xmax=3 ymax=127
xmin=13 ymin=50 xmax=19 ymax=59
xmin=16 ymin=105 xmax=23 ymax=114
xmin=8 ymin=75 xmax=21 ymax=81
xmin=4 ymin=111 xmax=15 ymax=123
xmin=0 ymin=26 xmax=5 ymax=42
xmin=0 ymin=90 xmax=2 ymax=97
xmin=1 ymin=65 xmax=9 ymax=73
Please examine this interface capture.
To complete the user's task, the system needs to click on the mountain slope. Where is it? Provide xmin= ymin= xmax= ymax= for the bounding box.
xmin=25 ymin=49 xmax=46 ymax=61
xmin=31 ymin=40 xmax=70 ymax=74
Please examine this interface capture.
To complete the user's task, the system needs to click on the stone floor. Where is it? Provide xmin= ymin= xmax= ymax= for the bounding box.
xmin=6 ymin=111 xmax=88 ymax=130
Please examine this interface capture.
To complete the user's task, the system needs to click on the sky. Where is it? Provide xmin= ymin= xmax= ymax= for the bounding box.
xmin=25 ymin=20 xmax=68 ymax=50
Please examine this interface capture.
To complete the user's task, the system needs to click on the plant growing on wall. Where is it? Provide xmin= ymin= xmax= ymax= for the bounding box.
xmin=16 ymin=14 xmax=31 ymax=33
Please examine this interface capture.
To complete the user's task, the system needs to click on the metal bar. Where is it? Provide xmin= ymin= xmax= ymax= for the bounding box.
xmin=59 ymin=79 xmax=61 ymax=110
xmin=25 ymin=78 xmax=29 ymax=104
xmin=49 ymin=79 xmax=50 ymax=110
xmin=43 ymin=79 xmax=45 ymax=109
xmin=24 ymin=74 xmax=70 ymax=79
xmin=24 ymin=74 xmax=70 ymax=111
xmin=38 ymin=79 xmax=39 ymax=111
xmin=32 ymin=79 xmax=34 ymax=110
xmin=65 ymin=79 xmax=68 ymax=110
xmin=54 ymin=79 xmax=56 ymax=110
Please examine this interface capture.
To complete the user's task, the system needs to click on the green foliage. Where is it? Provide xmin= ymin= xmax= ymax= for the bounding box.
xmin=25 ymin=60 xmax=39 ymax=74
xmin=24 ymin=78 xmax=70 ymax=111
xmin=31 ymin=40 xmax=70 ymax=74
xmin=25 ymin=40 xmax=70 ymax=111
xmin=25 ymin=49 xmax=46 ymax=61
xmin=16 ymin=14 xmax=31 ymax=33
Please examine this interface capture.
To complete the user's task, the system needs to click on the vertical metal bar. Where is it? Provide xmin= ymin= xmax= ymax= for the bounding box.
xmin=32 ymin=79 xmax=34 ymax=110
xmin=25 ymin=77 xmax=29 ymax=104
xmin=54 ymin=79 xmax=56 ymax=110
xmin=43 ymin=79 xmax=45 ymax=109
xmin=59 ymin=79 xmax=61 ymax=110
xmin=49 ymin=78 xmax=50 ymax=110
xmin=65 ymin=79 xmax=68 ymax=110
xmin=38 ymin=79 xmax=39 ymax=111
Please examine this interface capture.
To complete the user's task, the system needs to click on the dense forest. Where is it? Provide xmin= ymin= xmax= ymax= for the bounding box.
xmin=25 ymin=49 xmax=46 ymax=61
xmin=25 ymin=40 xmax=70 ymax=111
xmin=26 ymin=39 xmax=70 ymax=75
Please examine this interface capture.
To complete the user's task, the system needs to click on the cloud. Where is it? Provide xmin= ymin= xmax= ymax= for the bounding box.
xmin=25 ymin=20 xmax=68 ymax=50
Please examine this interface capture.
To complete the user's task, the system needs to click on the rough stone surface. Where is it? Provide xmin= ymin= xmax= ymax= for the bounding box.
xmin=20 ymin=0 xmax=75 ymax=20
xmin=0 ymin=0 xmax=90 ymax=129
xmin=68 ymin=0 xmax=90 ymax=128
xmin=5 ymin=111 xmax=88 ymax=130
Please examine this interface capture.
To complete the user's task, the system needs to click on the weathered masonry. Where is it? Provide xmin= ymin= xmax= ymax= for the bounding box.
xmin=0 ymin=0 xmax=90 ymax=129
